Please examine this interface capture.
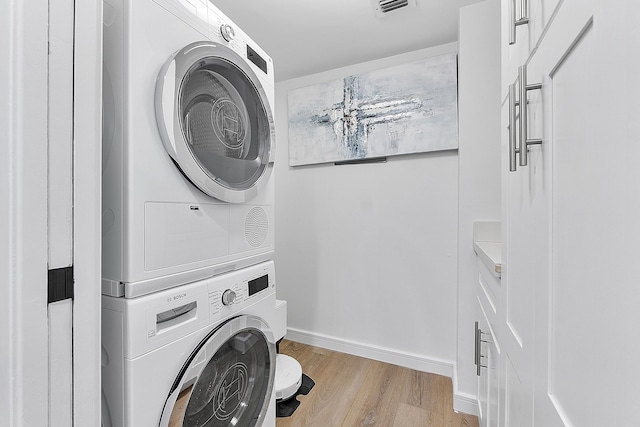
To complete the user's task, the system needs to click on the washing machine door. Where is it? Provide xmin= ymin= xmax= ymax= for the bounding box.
xmin=156 ymin=41 xmax=275 ymax=203
xmin=159 ymin=315 xmax=276 ymax=427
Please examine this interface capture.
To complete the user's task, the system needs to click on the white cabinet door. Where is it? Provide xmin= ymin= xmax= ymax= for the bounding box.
xmin=486 ymin=332 xmax=500 ymax=427
xmin=500 ymin=96 xmax=540 ymax=427
xmin=528 ymin=0 xmax=562 ymax=51
xmin=499 ymin=0 xmax=562 ymax=424
xmin=526 ymin=0 xmax=640 ymax=425
xmin=477 ymin=300 xmax=501 ymax=427
xmin=501 ymin=0 xmax=530 ymax=95
xmin=477 ymin=312 xmax=490 ymax=427
xmin=501 ymin=0 xmax=562 ymax=98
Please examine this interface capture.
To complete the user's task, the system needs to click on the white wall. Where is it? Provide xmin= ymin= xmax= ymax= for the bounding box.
xmin=72 ymin=0 xmax=103 ymax=423
xmin=0 ymin=1 xmax=50 ymax=424
xmin=455 ymin=0 xmax=501 ymax=413
xmin=274 ymin=43 xmax=460 ymax=374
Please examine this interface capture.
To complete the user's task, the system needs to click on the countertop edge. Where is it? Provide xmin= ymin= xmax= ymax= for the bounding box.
xmin=473 ymin=241 xmax=502 ymax=278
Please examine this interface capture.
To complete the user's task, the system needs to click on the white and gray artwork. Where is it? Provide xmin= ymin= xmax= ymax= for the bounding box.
xmin=287 ymin=53 xmax=458 ymax=166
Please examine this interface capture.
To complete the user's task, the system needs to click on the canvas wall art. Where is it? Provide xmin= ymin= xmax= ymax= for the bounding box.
xmin=287 ymin=53 xmax=458 ymax=166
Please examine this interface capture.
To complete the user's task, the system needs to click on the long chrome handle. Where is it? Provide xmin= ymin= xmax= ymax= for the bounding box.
xmin=518 ymin=65 xmax=543 ymax=167
xmin=518 ymin=65 xmax=529 ymax=166
xmin=475 ymin=322 xmax=481 ymax=376
xmin=475 ymin=322 xmax=492 ymax=376
xmin=509 ymin=0 xmax=530 ymax=45
xmin=474 ymin=322 xmax=479 ymax=365
xmin=509 ymin=83 xmax=518 ymax=172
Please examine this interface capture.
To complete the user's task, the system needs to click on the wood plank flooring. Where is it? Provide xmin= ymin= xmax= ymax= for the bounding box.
xmin=276 ymin=340 xmax=479 ymax=427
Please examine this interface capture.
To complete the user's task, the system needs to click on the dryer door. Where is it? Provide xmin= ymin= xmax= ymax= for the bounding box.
xmin=159 ymin=315 xmax=276 ymax=427
xmin=156 ymin=41 xmax=275 ymax=203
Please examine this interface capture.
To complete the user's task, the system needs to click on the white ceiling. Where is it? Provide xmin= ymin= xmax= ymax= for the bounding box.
xmin=213 ymin=0 xmax=486 ymax=82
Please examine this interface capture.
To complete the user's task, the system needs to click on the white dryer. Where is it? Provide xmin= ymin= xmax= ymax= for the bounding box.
xmin=102 ymin=261 xmax=277 ymax=427
xmin=102 ymin=0 xmax=276 ymax=298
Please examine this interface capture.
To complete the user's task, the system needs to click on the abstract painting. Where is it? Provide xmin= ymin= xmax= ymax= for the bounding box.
xmin=287 ymin=53 xmax=458 ymax=166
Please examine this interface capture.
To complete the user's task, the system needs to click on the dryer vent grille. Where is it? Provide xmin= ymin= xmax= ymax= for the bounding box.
xmin=245 ymin=207 xmax=269 ymax=247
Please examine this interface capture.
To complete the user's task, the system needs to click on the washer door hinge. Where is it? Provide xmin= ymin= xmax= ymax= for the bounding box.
xmin=48 ymin=266 xmax=74 ymax=303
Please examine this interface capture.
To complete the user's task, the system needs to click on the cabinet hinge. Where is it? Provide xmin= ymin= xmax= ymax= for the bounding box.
xmin=48 ymin=266 xmax=74 ymax=303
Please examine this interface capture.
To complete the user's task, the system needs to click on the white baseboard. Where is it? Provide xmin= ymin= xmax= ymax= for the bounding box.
xmin=452 ymin=362 xmax=479 ymax=416
xmin=453 ymin=391 xmax=479 ymax=416
xmin=284 ymin=327 xmax=454 ymax=379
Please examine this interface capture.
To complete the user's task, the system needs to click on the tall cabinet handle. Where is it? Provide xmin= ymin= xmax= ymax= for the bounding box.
xmin=508 ymin=83 xmax=519 ymax=172
xmin=475 ymin=321 xmax=492 ymax=376
xmin=518 ymin=65 xmax=542 ymax=167
xmin=475 ymin=322 xmax=481 ymax=376
xmin=509 ymin=0 xmax=530 ymax=45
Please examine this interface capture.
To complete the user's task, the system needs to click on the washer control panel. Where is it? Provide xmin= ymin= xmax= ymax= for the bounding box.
xmin=220 ymin=23 xmax=235 ymax=42
xmin=208 ymin=261 xmax=274 ymax=317
xmin=117 ymin=260 xmax=275 ymax=358
xmin=221 ymin=289 xmax=236 ymax=306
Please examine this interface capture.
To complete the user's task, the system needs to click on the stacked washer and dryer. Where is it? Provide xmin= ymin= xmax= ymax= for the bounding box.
xmin=101 ymin=0 xmax=280 ymax=425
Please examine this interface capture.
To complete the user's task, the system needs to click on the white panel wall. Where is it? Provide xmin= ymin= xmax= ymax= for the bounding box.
xmin=455 ymin=0 xmax=501 ymax=413
xmin=0 ymin=0 xmax=50 ymax=424
xmin=274 ymin=43 xmax=460 ymax=374
xmin=72 ymin=0 xmax=102 ymax=424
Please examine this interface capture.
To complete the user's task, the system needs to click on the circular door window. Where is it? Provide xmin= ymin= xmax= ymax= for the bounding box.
xmin=156 ymin=42 xmax=275 ymax=203
xmin=161 ymin=316 xmax=275 ymax=427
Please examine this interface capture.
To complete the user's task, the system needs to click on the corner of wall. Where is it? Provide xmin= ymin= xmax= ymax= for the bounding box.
xmin=452 ymin=360 xmax=479 ymax=416
xmin=455 ymin=0 xmax=502 ymax=406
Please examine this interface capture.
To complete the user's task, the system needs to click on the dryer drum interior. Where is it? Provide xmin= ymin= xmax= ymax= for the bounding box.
xmin=180 ymin=58 xmax=269 ymax=189
xmin=162 ymin=317 xmax=276 ymax=427
xmin=156 ymin=41 xmax=275 ymax=203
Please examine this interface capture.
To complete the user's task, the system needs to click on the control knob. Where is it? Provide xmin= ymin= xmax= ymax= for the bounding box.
xmin=222 ymin=289 xmax=236 ymax=306
xmin=220 ymin=24 xmax=235 ymax=42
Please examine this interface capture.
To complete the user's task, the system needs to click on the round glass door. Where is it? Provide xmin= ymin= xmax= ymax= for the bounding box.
xmin=156 ymin=42 xmax=275 ymax=203
xmin=161 ymin=316 xmax=275 ymax=427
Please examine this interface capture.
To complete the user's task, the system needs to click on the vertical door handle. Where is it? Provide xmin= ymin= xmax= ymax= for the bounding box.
xmin=518 ymin=65 xmax=543 ymax=167
xmin=475 ymin=321 xmax=494 ymax=376
xmin=508 ymin=83 xmax=519 ymax=172
xmin=475 ymin=322 xmax=482 ymax=376
xmin=510 ymin=0 xmax=530 ymax=45
xmin=474 ymin=322 xmax=479 ymax=366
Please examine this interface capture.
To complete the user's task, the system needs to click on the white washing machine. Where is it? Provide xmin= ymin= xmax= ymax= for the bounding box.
xmin=102 ymin=0 xmax=276 ymax=298
xmin=102 ymin=261 xmax=277 ymax=427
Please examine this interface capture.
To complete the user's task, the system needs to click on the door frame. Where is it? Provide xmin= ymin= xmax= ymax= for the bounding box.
xmin=73 ymin=0 xmax=102 ymax=424
xmin=0 ymin=0 xmax=102 ymax=425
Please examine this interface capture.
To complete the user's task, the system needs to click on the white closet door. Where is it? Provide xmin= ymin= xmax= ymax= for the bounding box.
xmin=529 ymin=0 xmax=640 ymax=424
xmin=0 ymin=1 xmax=50 ymax=425
xmin=47 ymin=0 xmax=75 ymax=424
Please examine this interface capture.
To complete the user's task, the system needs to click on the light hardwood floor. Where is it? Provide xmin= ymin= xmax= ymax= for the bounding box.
xmin=276 ymin=340 xmax=479 ymax=427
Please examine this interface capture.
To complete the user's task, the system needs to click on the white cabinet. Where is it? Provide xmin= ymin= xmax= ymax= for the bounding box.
xmin=500 ymin=0 xmax=640 ymax=425
xmin=475 ymin=258 xmax=501 ymax=427
xmin=501 ymin=0 xmax=561 ymax=98
xmin=474 ymin=221 xmax=502 ymax=427
xmin=476 ymin=312 xmax=496 ymax=427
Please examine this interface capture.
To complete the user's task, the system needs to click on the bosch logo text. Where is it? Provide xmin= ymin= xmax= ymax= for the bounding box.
xmin=167 ymin=293 xmax=187 ymax=303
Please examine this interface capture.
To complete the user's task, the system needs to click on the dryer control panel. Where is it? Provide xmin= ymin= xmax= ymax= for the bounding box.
xmin=151 ymin=0 xmax=273 ymax=78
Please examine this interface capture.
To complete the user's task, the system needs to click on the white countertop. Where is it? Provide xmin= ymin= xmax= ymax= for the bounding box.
xmin=473 ymin=241 xmax=502 ymax=277
xmin=472 ymin=220 xmax=502 ymax=278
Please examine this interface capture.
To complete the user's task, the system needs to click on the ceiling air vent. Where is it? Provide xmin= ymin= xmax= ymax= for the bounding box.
xmin=372 ymin=0 xmax=416 ymax=18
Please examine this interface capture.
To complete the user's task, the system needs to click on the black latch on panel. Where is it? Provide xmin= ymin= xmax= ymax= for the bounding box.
xmin=48 ymin=266 xmax=74 ymax=303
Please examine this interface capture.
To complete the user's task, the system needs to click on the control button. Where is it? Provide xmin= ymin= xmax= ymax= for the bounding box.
xmin=220 ymin=24 xmax=235 ymax=42
xmin=222 ymin=289 xmax=236 ymax=306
